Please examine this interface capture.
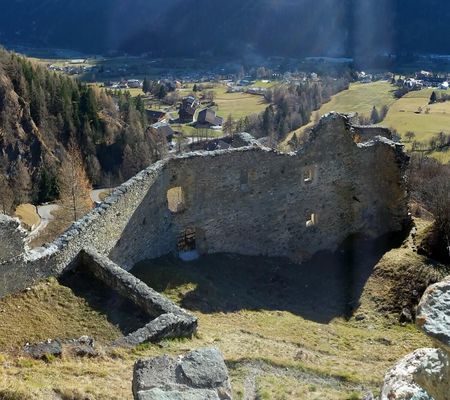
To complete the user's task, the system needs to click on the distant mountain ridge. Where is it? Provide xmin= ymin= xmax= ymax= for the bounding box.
xmin=0 ymin=0 xmax=449 ymax=58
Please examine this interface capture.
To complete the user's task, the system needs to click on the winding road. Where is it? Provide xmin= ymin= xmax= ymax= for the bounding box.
xmin=24 ymin=188 xmax=114 ymax=240
xmin=27 ymin=204 xmax=61 ymax=240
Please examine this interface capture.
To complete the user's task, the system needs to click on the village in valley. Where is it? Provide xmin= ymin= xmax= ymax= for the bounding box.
xmin=37 ymin=53 xmax=450 ymax=162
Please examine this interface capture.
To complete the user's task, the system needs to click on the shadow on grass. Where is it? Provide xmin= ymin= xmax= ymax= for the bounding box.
xmin=59 ymin=269 xmax=149 ymax=335
xmin=131 ymin=232 xmax=406 ymax=324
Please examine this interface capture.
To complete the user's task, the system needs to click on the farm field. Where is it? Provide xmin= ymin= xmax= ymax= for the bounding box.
xmin=180 ymin=84 xmax=269 ymax=121
xmin=283 ymin=82 xmax=450 ymax=163
xmin=383 ymin=88 xmax=450 ymax=163
xmin=318 ymin=81 xmax=397 ymax=116
xmin=214 ymin=91 xmax=268 ymax=120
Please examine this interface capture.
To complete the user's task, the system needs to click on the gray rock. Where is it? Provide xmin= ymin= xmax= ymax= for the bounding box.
xmin=415 ymin=347 xmax=450 ymax=400
xmin=63 ymin=336 xmax=97 ymax=357
xmin=133 ymin=348 xmax=232 ymax=400
xmin=416 ymin=277 xmax=450 ymax=351
xmin=133 ymin=355 xmax=179 ymax=394
xmin=380 ymin=348 xmax=436 ymax=400
xmin=136 ymin=388 xmax=219 ymax=400
xmin=180 ymin=348 xmax=229 ymax=389
xmin=24 ymin=339 xmax=62 ymax=360
xmin=399 ymin=307 xmax=413 ymax=324
xmin=115 ymin=313 xmax=197 ymax=347
xmin=72 ymin=343 xmax=98 ymax=358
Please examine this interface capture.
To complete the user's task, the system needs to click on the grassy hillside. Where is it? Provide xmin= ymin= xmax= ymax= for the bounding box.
xmin=215 ymin=91 xmax=268 ymax=120
xmin=14 ymin=204 xmax=40 ymax=231
xmin=0 ymin=222 xmax=446 ymax=399
xmin=283 ymin=82 xmax=450 ymax=164
xmin=382 ymin=89 xmax=450 ymax=163
xmin=383 ymin=89 xmax=450 ymax=137
xmin=282 ymin=81 xmax=396 ymax=147
xmin=318 ymin=82 xmax=396 ymax=116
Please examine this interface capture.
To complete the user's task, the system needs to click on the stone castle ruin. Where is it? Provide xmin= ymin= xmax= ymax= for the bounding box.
xmin=0 ymin=113 xmax=409 ymax=301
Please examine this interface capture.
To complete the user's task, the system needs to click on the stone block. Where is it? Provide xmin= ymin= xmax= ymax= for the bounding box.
xmin=133 ymin=348 xmax=232 ymax=400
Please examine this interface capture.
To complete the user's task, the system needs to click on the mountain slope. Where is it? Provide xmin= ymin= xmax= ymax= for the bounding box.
xmin=0 ymin=49 xmax=156 ymax=209
xmin=0 ymin=0 xmax=448 ymax=58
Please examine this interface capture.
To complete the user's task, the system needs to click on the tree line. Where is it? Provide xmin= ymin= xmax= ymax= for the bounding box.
xmin=229 ymin=77 xmax=350 ymax=145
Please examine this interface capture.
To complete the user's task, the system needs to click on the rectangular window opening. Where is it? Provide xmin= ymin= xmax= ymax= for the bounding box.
xmin=306 ymin=213 xmax=317 ymax=228
xmin=240 ymin=169 xmax=249 ymax=192
xmin=303 ymin=168 xmax=315 ymax=184
xmin=167 ymin=187 xmax=185 ymax=213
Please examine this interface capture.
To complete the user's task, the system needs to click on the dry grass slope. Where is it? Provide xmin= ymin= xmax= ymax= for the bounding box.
xmin=14 ymin=204 xmax=40 ymax=231
xmin=0 ymin=220 xmax=447 ymax=399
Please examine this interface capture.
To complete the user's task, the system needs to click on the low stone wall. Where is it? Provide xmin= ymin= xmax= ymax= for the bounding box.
xmin=0 ymin=160 xmax=169 ymax=298
xmin=74 ymin=248 xmax=197 ymax=346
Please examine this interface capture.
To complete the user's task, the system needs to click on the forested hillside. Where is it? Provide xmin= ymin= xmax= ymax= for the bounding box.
xmin=1 ymin=0 xmax=449 ymax=59
xmin=0 ymin=49 xmax=160 ymax=212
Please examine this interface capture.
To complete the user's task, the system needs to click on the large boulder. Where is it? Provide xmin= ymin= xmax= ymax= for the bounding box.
xmin=381 ymin=276 xmax=450 ymax=400
xmin=381 ymin=348 xmax=434 ymax=400
xmin=414 ymin=348 xmax=450 ymax=400
xmin=416 ymin=277 xmax=450 ymax=352
xmin=132 ymin=348 xmax=232 ymax=400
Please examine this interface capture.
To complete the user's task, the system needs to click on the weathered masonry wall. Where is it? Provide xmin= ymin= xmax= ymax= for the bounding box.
xmin=110 ymin=114 xmax=409 ymax=269
xmin=0 ymin=161 xmax=168 ymax=298
xmin=0 ymin=113 xmax=409 ymax=298
xmin=0 ymin=216 xmax=27 ymax=263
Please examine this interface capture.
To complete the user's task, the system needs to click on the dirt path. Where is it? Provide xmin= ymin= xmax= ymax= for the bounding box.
xmin=234 ymin=360 xmax=370 ymax=400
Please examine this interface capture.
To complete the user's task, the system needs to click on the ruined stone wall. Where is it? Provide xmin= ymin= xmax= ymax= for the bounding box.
xmin=353 ymin=126 xmax=393 ymax=142
xmin=0 ymin=215 xmax=27 ymax=263
xmin=110 ymin=114 xmax=408 ymax=269
xmin=0 ymin=161 xmax=168 ymax=298
xmin=0 ymin=113 xmax=409 ymax=298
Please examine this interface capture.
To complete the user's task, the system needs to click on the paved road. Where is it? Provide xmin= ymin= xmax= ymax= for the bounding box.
xmin=28 ymin=204 xmax=60 ymax=239
xmin=26 ymin=188 xmax=113 ymax=239
xmin=90 ymin=188 xmax=114 ymax=204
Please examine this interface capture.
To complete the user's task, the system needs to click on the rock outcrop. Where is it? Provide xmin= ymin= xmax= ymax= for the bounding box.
xmin=132 ymin=348 xmax=232 ymax=400
xmin=381 ymin=276 xmax=450 ymax=400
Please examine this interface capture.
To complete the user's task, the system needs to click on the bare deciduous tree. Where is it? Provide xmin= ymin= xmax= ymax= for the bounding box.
xmin=11 ymin=159 xmax=32 ymax=205
xmin=0 ymin=173 xmax=13 ymax=214
xmin=405 ymin=131 xmax=416 ymax=142
xmin=58 ymin=142 xmax=93 ymax=223
xmin=223 ymin=114 xmax=234 ymax=137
